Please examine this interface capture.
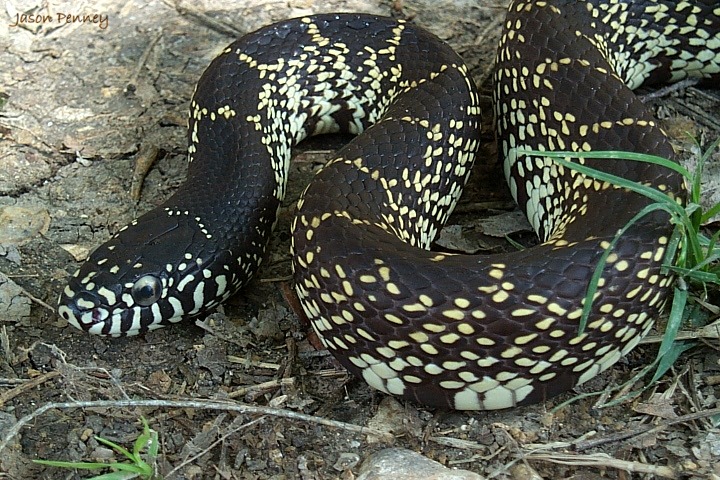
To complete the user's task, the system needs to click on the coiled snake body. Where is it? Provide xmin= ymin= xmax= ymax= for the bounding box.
xmin=59 ymin=1 xmax=720 ymax=409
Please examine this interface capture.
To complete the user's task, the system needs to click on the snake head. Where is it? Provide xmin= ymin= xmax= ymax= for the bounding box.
xmin=58 ymin=207 xmax=240 ymax=336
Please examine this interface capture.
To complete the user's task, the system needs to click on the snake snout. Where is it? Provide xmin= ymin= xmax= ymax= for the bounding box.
xmin=58 ymin=290 xmax=156 ymax=337
xmin=58 ymin=289 xmax=111 ymax=334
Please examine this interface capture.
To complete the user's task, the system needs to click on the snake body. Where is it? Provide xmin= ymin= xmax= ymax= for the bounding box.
xmin=59 ymin=1 xmax=719 ymax=409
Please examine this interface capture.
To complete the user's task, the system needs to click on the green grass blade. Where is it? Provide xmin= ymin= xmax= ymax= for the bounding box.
xmin=701 ymin=201 xmax=720 ymax=224
xmin=577 ymin=202 xmax=673 ymax=334
xmin=518 ymin=148 xmax=692 ymax=179
xmin=133 ymin=418 xmax=155 ymax=458
xmin=101 ymin=463 xmax=144 ymax=474
xmin=87 ymin=472 xmax=141 ymax=480
xmin=504 ymin=234 xmax=526 ymax=251
xmin=661 ymin=224 xmax=684 ymax=273
xmin=657 ymin=287 xmax=687 ymax=361
xmin=95 ymin=436 xmax=134 ymax=461
xmin=549 ymin=157 xmax=685 ymax=213
xmin=511 ymin=142 xmax=720 ymax=406
xmin=651 ymin=341 xmax=694 ymax=384
xmin=33 ymin=460 xmax=111 ymax=470
xmin=666 ymin=266 xmax=718 ymax=284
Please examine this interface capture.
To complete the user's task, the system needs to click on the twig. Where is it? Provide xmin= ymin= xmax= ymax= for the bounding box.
xmin=227 ymin=378 xmax=295 ymax=399
xmin=574 ymin=406 xmax=720 ymax=451
xmin=522 ymin=452 xmax=676 ymax=478
xmin=0 ymin=398 xmax=394 ymax=454
xmin=163 ymin=0 xmax=243 ymax=37
xmin=429 ymin=435 xmax=488 ymax=450
xmin=259 ymin=274 xmax=293 ymax=283
xmin=0 ymin=378 xmax=29 ymax=385
xmin=0 ymin=371 xmax=60 ymax=407
xmin=638 ymin=77 xmax=698 ymax=101
xmin=226 ymin=355 xmax=281 ymax=370
xmin=640 ymin=318 xmax=720 ymax=343
xmin=126 ymin=29 xmax=163 ymax=90
xmin=15 ymin=284 xmax=55 ymax=314
xmin=130 ymin=144 xmax=161 ymax=202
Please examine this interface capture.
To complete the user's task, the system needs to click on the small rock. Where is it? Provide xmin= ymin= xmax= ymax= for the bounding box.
xmin=357 ymin=448 xmax=485 ymax=480
xmin=0 ymin=272 xmax=31 ymax=323
xmin=0 ymin=206 xmax=50 ymax=245
xmin=249 ymin=304 xmax=288 ymax=341
xmin=366 ymin=396 xmax=421 ymax=444
xmin=333 ymin=452 xmax=360 ymax=472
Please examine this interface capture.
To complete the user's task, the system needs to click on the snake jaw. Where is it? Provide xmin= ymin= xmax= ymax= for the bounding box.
xmin=58 ymin=276 xmax=132 ymax=336
xmin=58 ymin=286 xmax=121 ymax=336
xmin=58 ymin=283 xmax=183 ymax=337
xmin=57 ymin=294 xmax=109 ymax=334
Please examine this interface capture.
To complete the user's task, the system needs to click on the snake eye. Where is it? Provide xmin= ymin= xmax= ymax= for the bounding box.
xmin=131 ymin=275 xmax=162 ymax=306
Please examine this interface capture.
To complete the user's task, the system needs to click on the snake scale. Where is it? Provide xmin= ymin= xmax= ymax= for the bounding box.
xmin=58 ymin=1 xmax=720 ymax=409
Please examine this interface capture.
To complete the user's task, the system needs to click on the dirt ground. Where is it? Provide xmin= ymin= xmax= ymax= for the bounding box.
xmin=1 ymin=0 xmax=719 ymax=479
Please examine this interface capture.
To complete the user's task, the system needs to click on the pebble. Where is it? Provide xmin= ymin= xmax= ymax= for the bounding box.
xmin=0 ymin=206 xmax=49 ymax=246
xmin=357 ymin=448 xmax=485 ymax=480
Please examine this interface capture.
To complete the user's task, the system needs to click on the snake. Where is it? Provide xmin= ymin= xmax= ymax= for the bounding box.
xmin=58 ymin=1 xmax=720 ymax=410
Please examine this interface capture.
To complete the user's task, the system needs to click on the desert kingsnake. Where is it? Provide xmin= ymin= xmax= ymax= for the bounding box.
xmin=59 ymin=1 xmax=720 ymax=409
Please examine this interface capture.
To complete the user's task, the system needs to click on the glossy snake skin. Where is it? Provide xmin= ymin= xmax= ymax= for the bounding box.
xmin=60 ymin=1 xmax=720 ymax=409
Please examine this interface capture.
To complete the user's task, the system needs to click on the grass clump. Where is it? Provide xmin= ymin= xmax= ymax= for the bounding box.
xmin=33 ymin=417 xmax=158 ymax=480
xmin=520 ymin=138 xmax=720 ymax=405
